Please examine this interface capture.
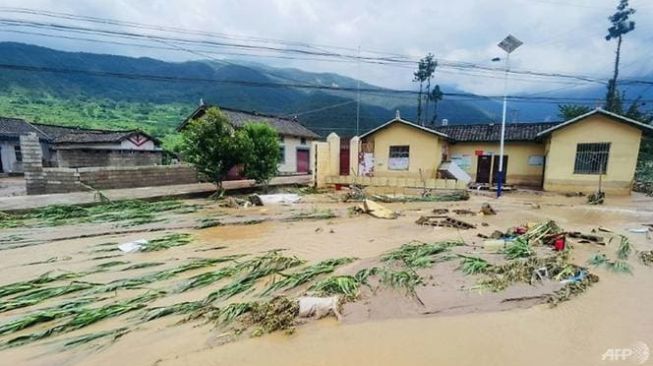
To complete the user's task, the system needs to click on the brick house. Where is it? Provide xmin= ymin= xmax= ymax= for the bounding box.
xmin=0 ymin=117 xmax=163 ymax=173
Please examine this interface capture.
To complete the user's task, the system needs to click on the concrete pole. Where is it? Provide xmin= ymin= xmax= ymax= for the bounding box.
xmin=497 ymin=53 xmax=510 ymax=198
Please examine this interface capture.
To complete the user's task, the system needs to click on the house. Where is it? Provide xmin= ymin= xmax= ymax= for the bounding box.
xmin=178 ymin=105 xmax=320 ymax=174
xmin=0 ymin=117 xmax=163 ymax=173
xmin=359 ymin=108 xmax=653 ymax=194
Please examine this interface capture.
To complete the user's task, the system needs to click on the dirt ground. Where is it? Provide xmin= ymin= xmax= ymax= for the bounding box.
xmin=0 ymin=177 xmax=25 ymax=197
xmin=1 ymin=189 xmax=653 ymax=366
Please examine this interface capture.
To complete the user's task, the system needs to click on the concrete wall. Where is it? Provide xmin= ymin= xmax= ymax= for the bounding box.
xmin=543 ymin=114 xmax=642 ymax=194
xmin=56 ymin=149 xmax=162 ymax=168
xmin=448 ymin=142 xmax=545 ymax=187
xmin=278 ymin=135 xmax=314 ymax=174
xmin=363 ymin=123 xmax=443 ymax=179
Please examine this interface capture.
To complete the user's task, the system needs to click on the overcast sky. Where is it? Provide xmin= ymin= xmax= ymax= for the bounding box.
xmin=0 ymin=0 xmax=651 ymax=96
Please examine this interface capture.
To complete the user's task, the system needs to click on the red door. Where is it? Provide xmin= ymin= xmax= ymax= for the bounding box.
xmin=339 ymin=139 xmax=350 ymax=175
xmin=296 ymin=149 xmax=310 ymax=174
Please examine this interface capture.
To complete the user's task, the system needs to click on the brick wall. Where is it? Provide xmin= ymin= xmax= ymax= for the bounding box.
xmin=57 ymin=149 xmax=163 ymax=168
xmin=19 ymin=133 xmax=46 ymax=195
xmin=77 ymin=165 xmax=197 ymax=190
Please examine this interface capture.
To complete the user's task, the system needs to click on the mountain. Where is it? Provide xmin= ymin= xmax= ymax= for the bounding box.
xmin=0 ymin=42 xmax=494 ymax=137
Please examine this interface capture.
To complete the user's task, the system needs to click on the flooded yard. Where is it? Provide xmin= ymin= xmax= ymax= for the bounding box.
xmin=1 ymin=190 xmax=652 ymax=366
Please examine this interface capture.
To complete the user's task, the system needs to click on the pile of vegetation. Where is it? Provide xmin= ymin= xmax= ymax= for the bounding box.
xmin=0 ymin=199 xmax=199 ymax=228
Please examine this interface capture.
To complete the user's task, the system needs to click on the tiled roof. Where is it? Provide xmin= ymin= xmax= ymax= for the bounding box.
xmin=0 ymin=117 xmax=49 ymax=139
xmin=433 ymin=122 xmax=561 ymax=142
xmin=178 ymin=105 xmax=320 ymax=139
xmin=0 ymin=117 xmax=158 ymax=145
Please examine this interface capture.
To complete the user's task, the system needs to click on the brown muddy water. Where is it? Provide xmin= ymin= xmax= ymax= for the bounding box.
xmin=2 ymin=191 xmax=653 ymax=366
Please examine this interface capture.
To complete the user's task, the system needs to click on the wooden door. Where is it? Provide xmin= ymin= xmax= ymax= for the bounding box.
xmin=296 ymin=149 xmax=310 ymax=174
xmin=476 ymin=155 xmax=491 ymax=183
xmin=339 ymin=140 xmax=350 ymax=175
xmin=492 ymin=155 xmax=509 ymax=184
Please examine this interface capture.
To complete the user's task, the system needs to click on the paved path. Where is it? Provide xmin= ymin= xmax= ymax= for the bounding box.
xmin=0 ymin=175 xmax=311 ymax=212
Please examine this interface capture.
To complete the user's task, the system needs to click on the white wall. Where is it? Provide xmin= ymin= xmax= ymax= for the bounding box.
xmin=278 ymin=136 xmax=314 ymax=174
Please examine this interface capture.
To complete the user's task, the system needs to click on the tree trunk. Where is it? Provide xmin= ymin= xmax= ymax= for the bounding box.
xmin=606 ymin=35 xmax=623 ymax=112
xmin=424 ymin=78 xmax=431 ymax=126
xmin=416 ymin=82 xmax=423 ymax=124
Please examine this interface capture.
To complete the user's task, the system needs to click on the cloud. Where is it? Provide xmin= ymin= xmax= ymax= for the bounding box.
xmin=0 ymin=0 xmax=651 ymax=96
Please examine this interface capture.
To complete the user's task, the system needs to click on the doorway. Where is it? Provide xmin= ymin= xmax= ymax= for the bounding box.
xmin=476 ymin=155 xmax=491 ymax=183
xmin=296 ymin=148 xmax=310 ymax=174
xmin=339 ymin=139 xmax=350 ymax=175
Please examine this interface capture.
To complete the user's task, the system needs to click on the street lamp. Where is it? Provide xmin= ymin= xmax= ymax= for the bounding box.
xmin=495 ymin=34 xmax=523 ymax=198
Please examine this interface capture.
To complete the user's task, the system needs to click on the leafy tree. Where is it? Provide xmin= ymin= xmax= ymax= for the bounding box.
xmin=180 ymin=107 xmax=249 ymax=192
xmin=241 ymin=122 xmax=280 ymax=186
xmin=429 ymin=85 xmax=444 ymax=124
xmin=605 ymin=0 xmax=636 ymax=112
xmin=413 ymin=54 xmax=437 ymax=125
xmin=557 ymin=104 xmax=592 ymax=120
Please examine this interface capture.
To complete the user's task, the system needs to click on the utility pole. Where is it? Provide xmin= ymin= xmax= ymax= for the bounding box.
xmin=495 ymin=35 xmax=522 ymax=198
xmin=356 ymin=45 xmax=361 ymax=136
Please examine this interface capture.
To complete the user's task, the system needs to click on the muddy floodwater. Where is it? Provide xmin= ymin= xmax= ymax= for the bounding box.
xmin=1 ymin=190 xmax=653 ymax=366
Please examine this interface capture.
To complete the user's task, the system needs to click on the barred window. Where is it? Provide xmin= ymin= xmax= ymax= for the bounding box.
xmin=388 ymin=145 xmax=409 ymax=170
xmin=573 ymin=143 xmax=610 ymax=174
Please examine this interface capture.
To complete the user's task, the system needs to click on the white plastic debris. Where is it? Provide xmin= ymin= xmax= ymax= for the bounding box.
xmin=628 ymin=228 xmax=649 ymax=234
xmin=298 ymin=296 xmax=341 ymax=320
xmin=258 ymin=194 xmax=301 ymax=205
xmin=118 ymin=239 xmax=148 ymax=253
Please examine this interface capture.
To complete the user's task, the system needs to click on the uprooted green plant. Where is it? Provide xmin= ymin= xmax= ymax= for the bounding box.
xmin=639 ymin=250 xmax=653 ymax=266
xmin=236 ymin=297 xmax=299 ymax=337
xmin=0 ymin=297 xmax=102 ymax=336
xmin=382 ymin=241 xmax=463 ymax=268
xmin=261 ymin=257 xmax=357 ymax=296
xmin=140 ymin=233 xmax=194 ymax=252
xmin=617 ymin=235 xmax=633 ymax=260
xmin=62 ymin=327 xmax=129 ymax=349
xmin=205 ymin=251 xmax=304 ymax=303
xmin=5 ymin=291 xmax=164 ymax=348
xmin=458 ymin=255 xmax=492 ymax=275
xmin=308 ymin=275 xmax=360 ymax=300
xmin=0 ymin=271 xmax=85 ymax=299
xmin=0 ymin=281 xmax=97 ymax=313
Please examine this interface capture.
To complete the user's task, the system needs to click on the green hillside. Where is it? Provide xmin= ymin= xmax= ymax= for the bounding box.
xmin=0 ymin=42 xmax=494 ymax=137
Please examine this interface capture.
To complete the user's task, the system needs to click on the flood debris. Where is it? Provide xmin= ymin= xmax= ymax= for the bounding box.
xmin=415 ymin=215 xmax=476 ymax=229
xmin=639 ymin=250 xmax=653 ymax=266
xmin=432 ymin=208 xmax=450 ymax=214
xmin=567 ymin=232 xmax=605 ymax=245
xmin=284 ymin=208 xmax=337 ymax=222
xmin=370 ymin=190 xmax=470 ymax=203
xmin=357 ymin=199 xmax=398 ymax=219
xmin=480 ymin=202 xmax=496 ymax=215
xmin=452 ymin=209 xmax=476 ymax=216
xmin=258 ymin=194 xmax=301 ymax=205
xmin=220 ymin=197 xmax=252 ymax=209
xmin=587 ymin=191 xmax=605 ymax=205
xmin=547 ymin=272 xmax=599 ymax=306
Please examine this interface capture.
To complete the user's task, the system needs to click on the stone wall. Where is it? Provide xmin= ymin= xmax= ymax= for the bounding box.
xmin=19 ymin=133 xmax=46 ymax=195
xmin=56 ymin=149 xmax=162 ymax=168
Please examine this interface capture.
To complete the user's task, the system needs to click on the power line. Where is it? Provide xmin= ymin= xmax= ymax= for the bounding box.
xmin=1 ymin=62 xmax=651 ymax=105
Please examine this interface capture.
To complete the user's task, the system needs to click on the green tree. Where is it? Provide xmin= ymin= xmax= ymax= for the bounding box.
xmin=429 ymin=84 xmax=444 ymax=124
xmin=180 ymin=107 xmax=249 ymax=192
xmin=557 ymin=104 xmax=592 ymax=120
xmin=241 ymin=122 xmax=280 ymax=186
xmin=605 ymin=0 xmax=636 ymax=112
xmin=413 ymin=54 xmax=437 ymax=125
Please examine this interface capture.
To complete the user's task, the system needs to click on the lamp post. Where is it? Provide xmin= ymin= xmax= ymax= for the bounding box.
xmin=495 ymin=34 xmax=522 ymax=198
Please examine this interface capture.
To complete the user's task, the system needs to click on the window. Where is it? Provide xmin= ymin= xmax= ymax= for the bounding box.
xmin=388 ymin=145 xmax=409 ymax=170
xmin=14 ymin=145 xmax=22 ymax=162
xmin=574 ymin=143 xmax=610 ymax=174
xmin=279 ymin=145 xmax=286 ymax=164
xmin=300 ymin=137 xmax=307 ymax=145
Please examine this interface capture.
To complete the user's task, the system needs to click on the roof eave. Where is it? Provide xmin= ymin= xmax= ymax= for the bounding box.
xmin=360 ymin=118 xmax=449 ymax=139
xmin=537 ymin=108 xmax=653 ymax=137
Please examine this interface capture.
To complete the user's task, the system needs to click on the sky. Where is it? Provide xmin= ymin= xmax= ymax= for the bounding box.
xmin=0 ymin=0 xmax=651 ymax=97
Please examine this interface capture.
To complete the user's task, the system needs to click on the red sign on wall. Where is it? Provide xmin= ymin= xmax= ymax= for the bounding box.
xmin=475 ymin=150 xmax=484 ymax=156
